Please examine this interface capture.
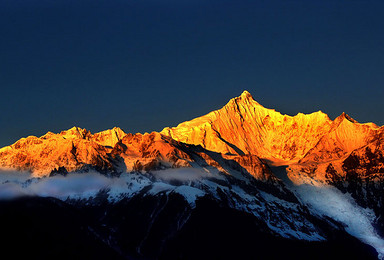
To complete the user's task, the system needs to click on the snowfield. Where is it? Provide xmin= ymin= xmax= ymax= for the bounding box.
xmin=0 ymin=168 xmax=383 ymax=258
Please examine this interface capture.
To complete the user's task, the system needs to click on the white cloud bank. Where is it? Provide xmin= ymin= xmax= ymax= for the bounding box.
xmin=0 ymin=168 xmax=216 ymax=202
xmin=0 ymin=171 xmax=126 ymax=200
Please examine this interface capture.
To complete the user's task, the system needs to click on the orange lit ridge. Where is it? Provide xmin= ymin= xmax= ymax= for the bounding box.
xmin=0 ymin=90 xmax=382 ymax=183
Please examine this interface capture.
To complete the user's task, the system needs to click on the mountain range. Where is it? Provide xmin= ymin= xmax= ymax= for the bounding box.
xmin=0 ymin=90 xmax=383 ymax=259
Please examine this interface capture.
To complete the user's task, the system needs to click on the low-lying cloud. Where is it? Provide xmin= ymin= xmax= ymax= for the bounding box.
xmin=0 ymin=168 xmax=223 ymax=201
xmin=0 ymin=171 xmax=127 ymax=200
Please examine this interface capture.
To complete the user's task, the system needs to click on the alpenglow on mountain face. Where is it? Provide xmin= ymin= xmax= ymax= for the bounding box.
xmin=0 ymin=90 xmax=384 ymax=259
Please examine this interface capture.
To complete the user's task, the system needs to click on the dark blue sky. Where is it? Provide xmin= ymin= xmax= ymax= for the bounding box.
xmin=1 ymin=0 xmax=383 ymax=147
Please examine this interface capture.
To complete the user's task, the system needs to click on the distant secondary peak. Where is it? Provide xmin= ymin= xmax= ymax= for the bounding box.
xmin=67 ymin=126 xmax=85 ymax=132
xmin=60 ymin=126 xmax=90 ymax=139
xmin=337 ymin=112 xmax=358 ymax=124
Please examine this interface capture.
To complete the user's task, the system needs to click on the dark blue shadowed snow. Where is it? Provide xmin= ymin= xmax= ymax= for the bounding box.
xmin=293 ymin=184 xmax=384 ymax=259
xmin=0 ymin=169 xmax=325 ymax=241
xmin=1 ymin=168 xmax=384 ymax=258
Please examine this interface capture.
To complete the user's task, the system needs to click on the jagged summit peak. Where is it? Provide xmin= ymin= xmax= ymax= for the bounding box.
xmin=333 ymin=112 xmax=381 ymax=129
xmin=240 ymin=90 xmax=253 ymax=99
xmin=236 ymin=90 xmax=257 ymax=103
xmin=60 ymin=126 xmax=90 ymax=139
xmin=226 ymin=90 xmax=264 ymax=109
xmin=335 ymin=112 xmax=358 ymax=124
xmin=62 ymin=126 xmax=87 ymax=133
xmin=112 ymin=126 xmax=124 ymax=132
xmin=342 ymin=112 xmax=358 ymax=123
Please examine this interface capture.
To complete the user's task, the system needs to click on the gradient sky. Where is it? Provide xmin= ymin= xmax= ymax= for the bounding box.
xmin=1 ymin=0 xmax=383 ymax=147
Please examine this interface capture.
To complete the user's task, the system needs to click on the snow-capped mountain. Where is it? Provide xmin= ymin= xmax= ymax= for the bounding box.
xmin=0 ymin=90 xmax=383 ymax=259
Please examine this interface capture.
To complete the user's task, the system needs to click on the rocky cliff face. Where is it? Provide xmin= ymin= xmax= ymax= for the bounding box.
xmin=111 ymin=132 xmax=192 ymax=172
xmin=285 ymin=117 xmax=384 ymax=238
xmin=299 ymin=113 xmax=380 ymax=164
xmin=0 ymin=90 xmax=382 ymax=182
xmin=0 ymin=124 xmax=276 ymax=182
xmin=92 ymin=127 xmax=127 ymax=148
xmin=0 ymin=127 xmax=115 ymax=175
xmin=161 ymin=90 xmax=333 ymax=162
